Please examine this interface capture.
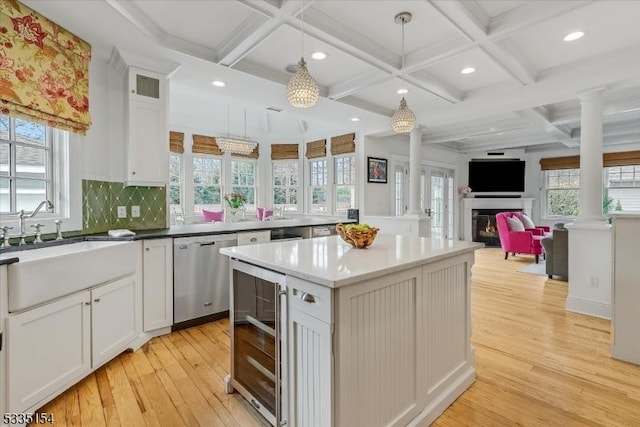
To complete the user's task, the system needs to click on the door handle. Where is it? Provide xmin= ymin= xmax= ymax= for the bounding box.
xmin=200 ymin=242 xmax=216 ymax=246
xmin=204 ymin=302 xmax=213 ymax=307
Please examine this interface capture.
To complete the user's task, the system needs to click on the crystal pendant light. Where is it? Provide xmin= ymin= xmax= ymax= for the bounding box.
xmin=287 ymin=0 xmax=319 ymax=108
xmin=217 ymin=106 xmax=258 ymax=155
xmin=391 ymin=12 xmax=416 ymax=134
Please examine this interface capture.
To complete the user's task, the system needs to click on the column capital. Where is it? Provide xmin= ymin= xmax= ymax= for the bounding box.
xmin=578 ymin=86 xmax=607 ymax=102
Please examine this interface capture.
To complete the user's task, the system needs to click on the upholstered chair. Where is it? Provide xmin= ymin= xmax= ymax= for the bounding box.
xmin=202 ymin=209 xmax=224 ymax=223
xmin=541 ymin=228 xmax=569 ymax=280
xmin=256 ymin=207 xmax=274 ymax=221
xmin=495 ymin=212 xmax=545 ymax=263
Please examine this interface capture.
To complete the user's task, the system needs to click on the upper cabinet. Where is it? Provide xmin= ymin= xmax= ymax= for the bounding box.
xmin=125 ymin=67 xmax=169 ymax=187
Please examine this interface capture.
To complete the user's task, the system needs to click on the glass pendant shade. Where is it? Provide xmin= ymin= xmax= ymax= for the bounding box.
xmin=217 ymin=137 xmax=257 ymax=155
xmin=391 ymin=97 xmax=416 ymax=133
xmin=287 ymin=57 xmax=319 ymax=108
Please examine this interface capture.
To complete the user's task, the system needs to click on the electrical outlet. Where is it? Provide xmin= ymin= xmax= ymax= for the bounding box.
xmin=131 ymin=205 xmax=140 ymax=218
xmin=589 ymin=276 xmax=599 ymax=288
xmin=117 ymin=206 xmax=127 ymax=219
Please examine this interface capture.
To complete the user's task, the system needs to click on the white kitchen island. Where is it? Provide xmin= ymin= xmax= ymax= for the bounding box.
xmin=221 ymin=234 xmax=483 ymax=427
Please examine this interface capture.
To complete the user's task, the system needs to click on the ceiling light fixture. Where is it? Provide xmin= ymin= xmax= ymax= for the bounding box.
xmin=397 ymin=88 xmax=409 ymax=95
xmin=217 ymin=106 xmax=258 ymax=156
xmin=391 ymin=12 xmax=416 ymax=134
xmin=212 ymin=80 xmax=226 ymax=87
xmin=563 ymin=31 xmax=584 ymax=42
xmin=287 ymin=0 xmax=319 ymax=108
xmin=460 ymin=67 xmax=476 ymax=74
xmin=311 ymin=51 xmax=327 ymax=60
xmin=351 ymin=117 xmax=360 ymax=122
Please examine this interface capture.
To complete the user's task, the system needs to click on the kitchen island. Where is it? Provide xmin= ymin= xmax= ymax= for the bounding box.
xmin=221 ymin=234 xmax=483 ymax=427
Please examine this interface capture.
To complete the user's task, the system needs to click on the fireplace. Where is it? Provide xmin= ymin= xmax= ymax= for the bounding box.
xmin=462 ymin=197 xmax=534 ymax=242
xmin=472 ymin=209 xmax=521 ymax=247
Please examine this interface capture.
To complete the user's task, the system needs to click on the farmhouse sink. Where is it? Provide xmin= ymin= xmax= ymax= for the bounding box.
xmin=8 ymin=241 xmax=137 ymax=312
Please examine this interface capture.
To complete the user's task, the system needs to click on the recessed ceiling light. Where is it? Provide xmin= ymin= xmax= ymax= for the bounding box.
xmin=490 ymin=127 xmax=496 ymax=132
xmin=311 ymin=51 xmax=327 ymax=60
xmin=563 ymin=31 xmax=584 ymax=42
xmin=212 ymin=80 xmax=226 ymax=87
xmin=460 ymin=67 xmax=476 ymax=75
xmin=351 ymin=117 xmax=360 ymax=122
xmin=397 ymin=88 xmax=409 ymax=95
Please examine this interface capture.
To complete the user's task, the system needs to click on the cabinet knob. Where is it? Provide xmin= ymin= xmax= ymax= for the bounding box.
xmin=250 ymin=237 xmax=257 ymax=242
xmin=94 ymin=298 xmax=101 ymax=303
xmin=85 ymin=301 xmax=91 ymax=306
xmin=132 ymin=171 xmax=136 ymax=175
xmin=145 ymin=247 xmax=150 ymax=251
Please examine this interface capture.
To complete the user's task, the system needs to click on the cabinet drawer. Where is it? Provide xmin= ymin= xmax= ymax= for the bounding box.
xmin=287 ymin=276 xmax=332 ymax=323
xmin=237 ymin=230 xmax=271 ymax=246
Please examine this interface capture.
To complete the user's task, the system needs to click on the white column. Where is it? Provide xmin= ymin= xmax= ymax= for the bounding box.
xmin=576 ymin=88 xmax=607 ymax=223
xmin=408 ymin=128 xmax=422 ymax=215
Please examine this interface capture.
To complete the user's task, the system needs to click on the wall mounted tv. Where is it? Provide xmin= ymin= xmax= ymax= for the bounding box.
xmin=468 ymin=160 xmax=526 ymax=192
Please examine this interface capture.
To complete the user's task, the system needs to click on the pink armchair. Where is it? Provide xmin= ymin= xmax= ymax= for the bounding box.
xmin=202 ymin=209 xmax=224 ymax=223
xmin=495 ymin=212 xmax=545 ymax=263
xmin=256 ymin=207 xmax=274 ymax=221
xmin=509 ymin=211 xmax=550 ymax=236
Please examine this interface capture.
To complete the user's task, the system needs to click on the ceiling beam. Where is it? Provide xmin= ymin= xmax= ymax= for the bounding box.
xmin=327 ymin=70 xmax=390 ymax=100
xmin=515 ymin=108 xmax=579 ymax=148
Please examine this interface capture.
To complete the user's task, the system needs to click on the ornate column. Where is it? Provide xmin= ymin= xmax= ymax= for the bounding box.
xmin=408 ymin=127 xmax=422 ymax=215
xmin=576 ymin=88 xmax=607 ymax=223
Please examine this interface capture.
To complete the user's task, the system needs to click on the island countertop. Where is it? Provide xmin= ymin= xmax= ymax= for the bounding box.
xmin=220 ymin=234 xmax=484 ymax=288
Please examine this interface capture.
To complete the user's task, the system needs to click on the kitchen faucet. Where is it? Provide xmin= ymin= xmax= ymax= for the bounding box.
xmin=18 ymin=200 xmax=54 ymax=245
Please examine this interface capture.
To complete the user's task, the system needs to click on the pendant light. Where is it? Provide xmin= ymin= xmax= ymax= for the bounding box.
xmin=217 ymin=106 xmax=258 ymax=156
xmin=391 ymin=12 xmax=416 ymax=134
xmin=287 ymin=0 xmax=319 ymax=108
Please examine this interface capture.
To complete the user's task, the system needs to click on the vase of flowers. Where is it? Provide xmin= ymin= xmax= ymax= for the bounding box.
xmin=224 ymin=192 xmax=247 ymax=221
xmin=459 ymin=186 xmax=472 ymax=198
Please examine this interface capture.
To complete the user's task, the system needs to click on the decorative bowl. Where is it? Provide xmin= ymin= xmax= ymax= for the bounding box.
xmin=336 ymin=223 xmax=379 ymax=249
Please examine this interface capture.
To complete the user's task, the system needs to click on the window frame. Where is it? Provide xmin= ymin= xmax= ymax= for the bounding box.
xmin=231 ymin=158 xmax=257 ymax=211
xmin=308 ymin=157 xmax=329 ymax=213
xmin=333 ymin=154 xmax=356 ymax=214
xmin=543 ymin=168 xmax=581 ymax=218
xmin=168 ymin=153 xmax=182 ymax=210
xmin=192 ymin=154 xmax=223 ymax=214
xmin=272 ymin=159 xmax=300 ymax=212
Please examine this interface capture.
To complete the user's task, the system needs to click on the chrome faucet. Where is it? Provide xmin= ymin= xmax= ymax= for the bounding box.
xmin=0 ymin=226 xmax=12 ymax=248
xmin=18 ymin=200 xmax=54 ymax=245
xmin=31 ymin=224 xmax=44 ymax=243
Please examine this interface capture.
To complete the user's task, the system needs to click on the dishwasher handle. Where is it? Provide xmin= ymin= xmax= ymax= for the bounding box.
xmin=200 ymin=241 xmax=216 ymax=247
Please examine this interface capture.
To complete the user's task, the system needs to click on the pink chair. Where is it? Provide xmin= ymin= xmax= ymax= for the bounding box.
xmin=496 ymin=212 xmax=545 ymax=263
xmin=202 ymin=209 xmax=224 ymax=223
xmin=256 ymin=207 xmax=274 ymax=221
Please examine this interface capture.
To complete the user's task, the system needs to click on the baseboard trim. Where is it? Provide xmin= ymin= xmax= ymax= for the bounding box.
xmin=406 ymin=366 xmax=476 ymax=426
xmin=566 ymin=297 xmax=611 ymax=319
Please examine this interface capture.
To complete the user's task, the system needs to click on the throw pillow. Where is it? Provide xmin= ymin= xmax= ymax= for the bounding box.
xmin=520 ymin=213 xmax=536 ymax=229
xmin=507 ymin=216 xmax=525 ymax=232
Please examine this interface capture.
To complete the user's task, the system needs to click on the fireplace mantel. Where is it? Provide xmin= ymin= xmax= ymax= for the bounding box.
xmin=462 ymin=197 xmax=534 ymax=241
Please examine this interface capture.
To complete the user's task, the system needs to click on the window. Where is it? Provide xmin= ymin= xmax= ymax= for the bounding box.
xmin=0 ymin=116 xmax=53 ymax=214
xmin=334 ymin=155 xmax=355 ymax=213
xmin=395 ymin=165 xmax=405 ymax=216
xmin=606 ymin=165 xmax=640 ymax=212
xmin=193 ymin=156 xmax=222 ymax=212
xmin=310 ymin=159 xmax=328 ymax=212
xmin=169 ymin=154 xmax=181 ymax=210
xmin=545 ymin=168 xmax=580 ymax=216
xmin=273 ymin=161 xmax=298 ymax=211
xmin=231 ymin=159 xmax=256 ymax=207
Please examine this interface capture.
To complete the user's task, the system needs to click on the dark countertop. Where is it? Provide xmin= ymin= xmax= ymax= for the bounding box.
xmin=0 ymin=216 xmax=355 ymax=257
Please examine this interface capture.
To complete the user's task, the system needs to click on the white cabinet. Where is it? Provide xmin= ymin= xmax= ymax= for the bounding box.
xmin=237 ymin=230 xmax=271 ymax=246
xmin=92 ymin=276 xmax=139 ymax=367
xmin=7 ymin=291 xmax=91 ymax=412
xmin=287 ymin=277 xmax=333 ymax=427
xmin=125 ymin=67 xmax=168 ymax=186
xmin=143 ymin=239 xmax=173 ymax=331
xmin=612 ymin=214 xmax=640 ymax=365
xmin=7 ymin=275 xmax=140 ymax=413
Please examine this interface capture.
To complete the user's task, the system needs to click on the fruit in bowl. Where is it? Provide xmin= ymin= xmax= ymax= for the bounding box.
xmin=336 ymin=223 xmax=379 ymax=249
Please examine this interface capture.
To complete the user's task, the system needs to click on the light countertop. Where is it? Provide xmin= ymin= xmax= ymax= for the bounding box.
xmin=220 ymin=234 xmax=484 ymax=288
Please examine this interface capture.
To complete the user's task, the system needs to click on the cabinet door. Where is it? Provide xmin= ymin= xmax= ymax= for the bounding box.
xmin=7 ymin=291 xmax=91 ymax=413
xmin=92 ymin=276 xmax=139 ymax=368
xmin=127 ymin=99 xmax=168 ymax=185
xmin=288 ymin=308 xmax=332 ymax=427
xmin=143 ymin=239 xmax=173 ymax=331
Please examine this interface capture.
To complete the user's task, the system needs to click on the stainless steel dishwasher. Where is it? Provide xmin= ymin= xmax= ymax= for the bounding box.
xmin=173 ymin=233 xmax=237 ymax=327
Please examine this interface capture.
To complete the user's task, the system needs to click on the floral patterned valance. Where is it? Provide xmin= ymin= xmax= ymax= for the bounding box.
xmin=0 ymin=0 xmax=92 ymax=134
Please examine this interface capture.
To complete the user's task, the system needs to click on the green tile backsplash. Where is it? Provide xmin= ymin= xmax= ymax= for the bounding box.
xmin=83 ymin=180 xmax=166 ymax=233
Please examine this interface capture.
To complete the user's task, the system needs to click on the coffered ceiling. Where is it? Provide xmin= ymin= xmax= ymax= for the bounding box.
xmin=23 ymin=0 xmax=640 ymax=152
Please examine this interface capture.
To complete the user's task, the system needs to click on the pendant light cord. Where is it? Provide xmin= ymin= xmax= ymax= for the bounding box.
xmin=401 ymin=18 xmax=405 ymax=70
xmin=301 ymin=0 xmax=305 ymax=58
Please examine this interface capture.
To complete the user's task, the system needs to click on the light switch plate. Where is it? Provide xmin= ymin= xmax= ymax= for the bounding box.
xmin=131 ymin=205 xmax=140 ymax=218
xmin=117 ymin=206 xmax=127 ymax=218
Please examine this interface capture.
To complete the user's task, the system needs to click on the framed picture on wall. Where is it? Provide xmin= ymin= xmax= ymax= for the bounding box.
xmin=367 ymin=157 xmax=388 ymax=183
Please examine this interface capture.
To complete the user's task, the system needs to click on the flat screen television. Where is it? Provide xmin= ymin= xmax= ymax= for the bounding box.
xmin=468 ymin=160 xmax=525 ymax=192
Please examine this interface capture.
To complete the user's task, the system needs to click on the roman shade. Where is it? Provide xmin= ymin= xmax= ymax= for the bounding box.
xmin=169 ymin=131 xmax=184 ymax=154
xmin=305 ymin=139 xmax=326 ymax=159
xmin=540 ymin=150 xmax=640 ymax=170
xmin=271 ymin=143 xmax=299 ymax=160
xmin=330 ymin=133 xmax=355 ymax=155
xmin=192 ymin=134 xmax=222 ymax=155
xmin=0 ymin=0 xmax=92 ymax=134
xmin=231 ymin=144 xmax=259 ymax=159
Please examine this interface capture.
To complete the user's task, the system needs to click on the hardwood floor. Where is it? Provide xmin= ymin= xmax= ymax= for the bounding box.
xmin=34 ymin=248 xmax=640 ymax=426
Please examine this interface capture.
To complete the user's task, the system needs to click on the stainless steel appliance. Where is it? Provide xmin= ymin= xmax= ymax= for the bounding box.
xmin=225 ymin=259 xmax=287 ymax=426
xmin=311 ymin=225 xmax=337 ymax=237
xmin=173 ymin=234 xmax=237 ymax=326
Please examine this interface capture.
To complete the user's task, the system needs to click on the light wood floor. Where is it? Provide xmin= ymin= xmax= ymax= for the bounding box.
xmin=35 ymin=248 xmax=640 ymax=426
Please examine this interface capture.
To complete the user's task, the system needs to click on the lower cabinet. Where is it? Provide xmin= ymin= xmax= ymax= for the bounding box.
xmin=142 ymin=239 xmax=173 ymax=331
xmin=7 ymin=275 xmax=139 ymax=413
